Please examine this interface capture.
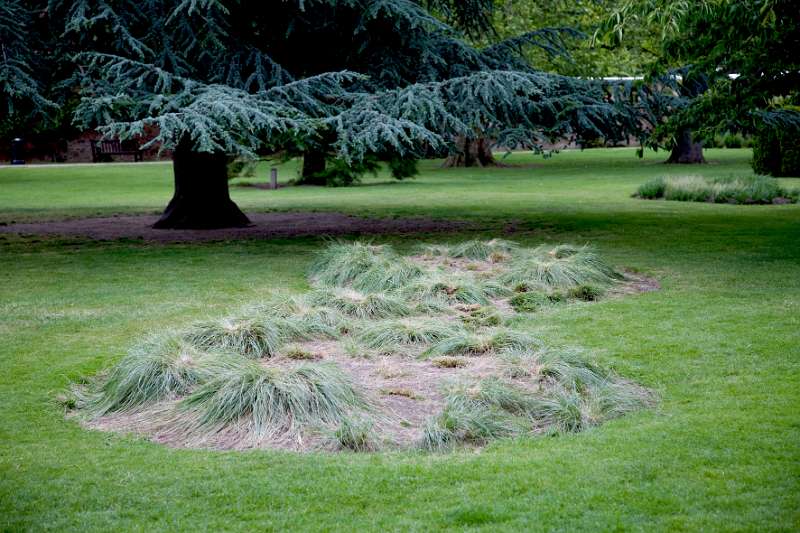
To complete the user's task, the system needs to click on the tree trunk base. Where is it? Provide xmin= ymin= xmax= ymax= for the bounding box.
xmin=442 ymin=137 xmax=500 ymax=168
xmin=153 ymin=199 xmax=251 ymax=229
xmin=296 ymin=150 xmax=327 ymax=185
xmin=666 ymin=129 xmax=705 ymax=164
xmin=153 ymin=141 xmax=251 ymax=229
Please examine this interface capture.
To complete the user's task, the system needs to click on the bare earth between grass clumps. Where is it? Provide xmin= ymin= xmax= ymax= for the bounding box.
xmin=66 ymin=239 xmax=659 ymax=453
xmin=0 ymin=213 xmax=470 ymax=242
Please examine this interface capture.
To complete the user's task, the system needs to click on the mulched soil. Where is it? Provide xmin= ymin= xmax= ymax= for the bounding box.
xmin=0 ymin=212 xmax=471 ymax=243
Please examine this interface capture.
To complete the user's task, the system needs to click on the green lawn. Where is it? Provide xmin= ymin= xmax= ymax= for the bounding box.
xmin=1 ymin=148 xmax=799 ymax=531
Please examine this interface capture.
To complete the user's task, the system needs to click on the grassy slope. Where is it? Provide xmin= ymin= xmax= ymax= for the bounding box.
xmin=1 ymin=148 xmax=798 ymax=531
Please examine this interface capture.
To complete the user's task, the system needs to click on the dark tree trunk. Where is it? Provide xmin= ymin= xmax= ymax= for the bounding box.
xmin=153 ymin=141 xmax=250 ymax=229
xmin=297 ymin=150 xmax=327 ymax=185
xmin=666 ymin=129 xmax=705 ymax=164
xmin=442 ymin=136 xmax=499 ymax=167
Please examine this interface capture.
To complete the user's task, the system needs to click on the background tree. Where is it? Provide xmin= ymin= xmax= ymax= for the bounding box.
xmin=3 ymin=0 xmax=643 ymax=228
xmin=596 ymin=0 xmax=800 ymax=169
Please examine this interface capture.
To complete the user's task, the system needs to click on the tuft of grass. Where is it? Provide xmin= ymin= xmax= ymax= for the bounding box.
xmin=280 ymin=311 xmax=344 ymax=340
xmin=423 ymin=327 xmax=540 ymax=358
xmin=421 ymin=370 xmax=652 ymax=450
xmin=350 ymin=258 xmax=424 ymax=293
xmin=184 ymin=316 xmax=283 ymax=358
xmin=333 ymin=417 xmax=376 ymax=452
xmin=282 ymin=344 xmax=320 ymax=361
xmin=76 ymin=334 xmax=212 ymax=416
xmin=419 ymin=384 xmax=524 ymax=451
xmin=537 ymin=349 xmax=609 ymax=391
xmin=447 ymin=239 xmax=519 ymax=260
xmin=524 ymin=387 xmax=586 ymax=432
xmin=585 ymin=379 xmax=656 ymax=422
xmin=502 ymin=245 xmax=623 ymax=290
xmin=380 ymin=387 xmax=422 ymax=400
xmin=181 ymin=358 xmax=366 ymax=438
xmin=568 ymin=284 xmax=605 ymax=301
xmin=509 ymin=291 xmax=550 ymax=313
xmin=415 ymin=243 xmax=451 ymax=257
xmin=431 ymin=356 xmax=469 ymax=368
xmin=251 ymin=298 xmax=345 ymax=339
xmin=309 ymin=241 xmax=394 ymax=287
xmin=403 ymin=274 xmax=495 ymax=306
xmin=459 ymin=305 xmax=502 ymax=327
xmin=503 ymin=347 xmax=652 ymax=429
xmin=309 ymin=240 xmax=423 ymax=292
xmin=359 ymin=319 xmax=463 ymax=354
xmin=500 ymin=347 xmax=608 ymax=391
xmin=307 ymin=288 xmax=410 ymax=319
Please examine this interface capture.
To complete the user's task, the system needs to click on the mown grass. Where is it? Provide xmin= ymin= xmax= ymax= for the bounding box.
xmin=1 ymin=148 xmax=799 ymax=531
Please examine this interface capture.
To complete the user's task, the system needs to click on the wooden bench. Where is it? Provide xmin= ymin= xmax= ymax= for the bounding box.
xmin=90 ymin=140 xmax=144 ymax=162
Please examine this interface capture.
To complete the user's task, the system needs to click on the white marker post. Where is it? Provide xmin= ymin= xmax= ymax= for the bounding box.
xmin=270 ymin=167 xmax=278 ymax=190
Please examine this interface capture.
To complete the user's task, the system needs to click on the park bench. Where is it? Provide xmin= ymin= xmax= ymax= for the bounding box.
xmin=90 ymin=139 xmax=144 ymax=162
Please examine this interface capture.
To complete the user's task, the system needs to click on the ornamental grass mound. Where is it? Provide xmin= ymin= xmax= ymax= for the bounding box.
xmin=635 ymin=175 xmax=799 ymax=204
xmin=69 ymin=239 xmax=658 ymax=452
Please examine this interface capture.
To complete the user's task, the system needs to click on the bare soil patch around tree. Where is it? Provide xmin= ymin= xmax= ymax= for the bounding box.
xmin=0 ymin=212 xmax=470 ymax=243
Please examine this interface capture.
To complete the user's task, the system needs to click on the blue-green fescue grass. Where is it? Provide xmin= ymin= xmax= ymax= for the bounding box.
xmin=250 ymin=296 xmax=348 ymax=337
xmin=74 ymin=332 xmax=214 ymax=416
xmin=1 ymin=148 xmax=799 ymax=530
xmin=180 ymin=357 xmax=367 ymax=443
xmin=430 ymin=238 xmax=519 ymax=260
xmin=306 ymin=288 xmax=411 ymax=319
xmin=422 ymin=327 xmax=541 ymax=358
xmin=635 ymin=174 xmax=800 ymax=204
xmin=309 ymin=241 xmax=424 ymax=292
xmin=331 ymin=416 xmax=376 ymax=452
xmin=501 ymin=244 xmax=624 ymax=289
xmin=420 ymin=370 xmax=653 ymax=451
xmin=183 ymin=315 xmax=285 ymax=358
xmin=402 ymin=272 xmax=511 ymax=306
xmin=357 ymin=318 xmax=464 ymax=354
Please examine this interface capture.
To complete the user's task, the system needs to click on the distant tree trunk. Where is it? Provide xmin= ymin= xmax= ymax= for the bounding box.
xmin=442 ymin=136 xmax=499 ymax=167
xmin=153 ymin=139 xmax=250 ymax=229
xmin=666 ymin=129 xmax=705 ymax=164
xmin=297 ymin=150 xmax=327 ymax=185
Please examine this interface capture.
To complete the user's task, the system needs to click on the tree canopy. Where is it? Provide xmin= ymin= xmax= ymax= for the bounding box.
xmin=595 ymin=0 xmax=800 ymax=158
xmin=3 ymin=0 xmax=658 ymax=226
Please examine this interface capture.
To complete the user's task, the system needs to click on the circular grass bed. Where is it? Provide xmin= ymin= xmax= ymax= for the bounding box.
xmin=67 ymin=239 xmax=658 ymax=453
